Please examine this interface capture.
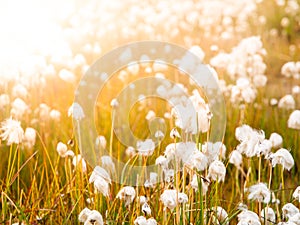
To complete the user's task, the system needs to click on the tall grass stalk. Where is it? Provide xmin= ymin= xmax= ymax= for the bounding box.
xmin=109 ymin=109 xmax=115 ymax=157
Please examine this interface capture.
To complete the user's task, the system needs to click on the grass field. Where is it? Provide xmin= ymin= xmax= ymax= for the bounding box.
xmin=0 ymin=0 xmax=300 ymax=224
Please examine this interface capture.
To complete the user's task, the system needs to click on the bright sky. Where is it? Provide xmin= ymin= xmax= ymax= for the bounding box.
xmin=0 ymin=0 xmax=76 ymax=66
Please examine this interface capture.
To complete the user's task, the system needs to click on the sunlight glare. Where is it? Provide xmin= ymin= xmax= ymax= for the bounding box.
xmin=0 ymin=0 xmax=75 ymax=74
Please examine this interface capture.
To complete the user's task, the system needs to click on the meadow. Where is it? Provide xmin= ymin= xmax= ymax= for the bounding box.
xmin=0 ymin=0 xmax=300 ymax=224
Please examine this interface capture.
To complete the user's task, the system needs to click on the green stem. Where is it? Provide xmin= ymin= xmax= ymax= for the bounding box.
xmin=175 ymin=159 xmax=180 ymax=224
xmin=7 ymin=145 xmax=18 ymax=189
xmin=17 ymin=148 xmax=20 ymax=200
xmin=258 ymin=155 xmax=261 ymax=183
xmin=6 ymin=144 xmax=13 ymax=188
xmin=281 ymin=166 xmax=285 ymax=203
xmin=110 ymin=110 xmax=115 ymax=157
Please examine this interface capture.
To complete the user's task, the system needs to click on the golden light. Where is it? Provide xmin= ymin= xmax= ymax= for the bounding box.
xmin=0 ymin=0 xmax=75 ymax=70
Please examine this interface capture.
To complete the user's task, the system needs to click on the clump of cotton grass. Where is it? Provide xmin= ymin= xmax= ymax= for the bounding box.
xmin=235 ymin=124 xmax=265 ymax=158
xmin=154 ymin=130 xmax=165 ymax=140
xmin=268 ymin=147 xmax=295 ymax=208
xmin=162 ymin=141 xmax=210 ymax=174
xmin=12 ymin=83 xmax=28 ymax=99
xmin=10 ymin=98 xmax=30 ymax=119
xmin=95 ymin=135 xmax=107 ymax=149
xmin=237 ymin=209 xmax=261 ymax=225
xmin=269 ymin=148 xmax=294 ymax=171
xmin=155 ymin=155 xmax=168 ymax=170
xmin=230 ymin=77 xmax=257 ymax=104
xmin=260 ymin=207 xmax=276 ymax=225
xmin=204 ymin=206 xmax=229 ymax=225
xmin=138 ymin=195 xmax=147 ymax=205
xmin=292 ymin=85 xmax=300 ymax=95
xmin=170 ymin=127 xmax=181 ymax=139
xmin=282 ymin=203 xmax=299 ymax=219
xmin=184 ymin=148 xmax=209 ymax=172
xmin=100 ymin=155 xmax=116 ymax=177
xmin=246 ymin=183 xmax=271 ymax=204
xmin=116 ymin=186 xmax=136 ymax=207
xmin=134 ymin=216 xmax=157 ymax=225
xmin=0 ymin=93 xmax=10 ymax=108
xmin=210 ymin=36 xmax=267 ymax=107
xmin=110 ymin=98 xmax=119 ymax=108
xmin=68 ymin=102 xmax=85 ymax=120
xmin=278 ymin=95 xmax=296 ymax=110
xmin=72 ymin=154 xmax=87 ymax=173
xmin=270 ymin=98 xmax=278 ymax=106
xmin=144 ymin=172 xmax=158 ymax=188
xmin=189 ymin=45 xmax=205 ymax=61
xmin=160 ymin=189 xmax=188 ymax=210
xmin=207 ymin=160 xmax=226 ymax=182
xmin=1 ymin=117 xmax=26 ymax=204
xmin=202 ymin=141 xmax=226 ymax=163
xmin=136 ymin=139 xmax=155 ymax=156
xmin=288 ymin=110 xmax=300 ymax=130
xmin=281 ymin=61 xmax=300 ymax=79
xmin=288 ymin=213 xmax=300 ymax=225
xmin=145 ymin=110 xmax=156 ymax=121
xmin=79 ymin=208 xmax=103 ymax=225
xmin=59 ymin=69 xmax=76 ymax=83
xmin=292 ymin=186 xmax=300 ymax=202
xmin=163 ymin=169 xmax=174 ymax=183
xmin=56 ymin=142 xmax=75 ymax=158
xmin=49 ymin=109 xmax=61 ymax=122
xmin=0 ymin=117 xmax=24 ymax=145
xmin=229 ymin=150 xmax=243 ymax=168
xmin=169 ymin=89 xmax=212 ymax=135
xmin=269 ymin=132 xmax=283 ymax=149
xmin=89 ymin=166 xmax=111 ymax=197
xmin=125 ymin=146 xmax=137 ymax=158
xmin=141 ymin=202 xmax=151 ymax=216
xmin=23 ymin=127 xmax=36 ymax=149
xmin=168 ymin=141 xmax=208 ymax=171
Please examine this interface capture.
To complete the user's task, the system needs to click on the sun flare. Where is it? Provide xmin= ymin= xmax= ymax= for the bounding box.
xmin=0 ymin=0 xmax=75 ymax=69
